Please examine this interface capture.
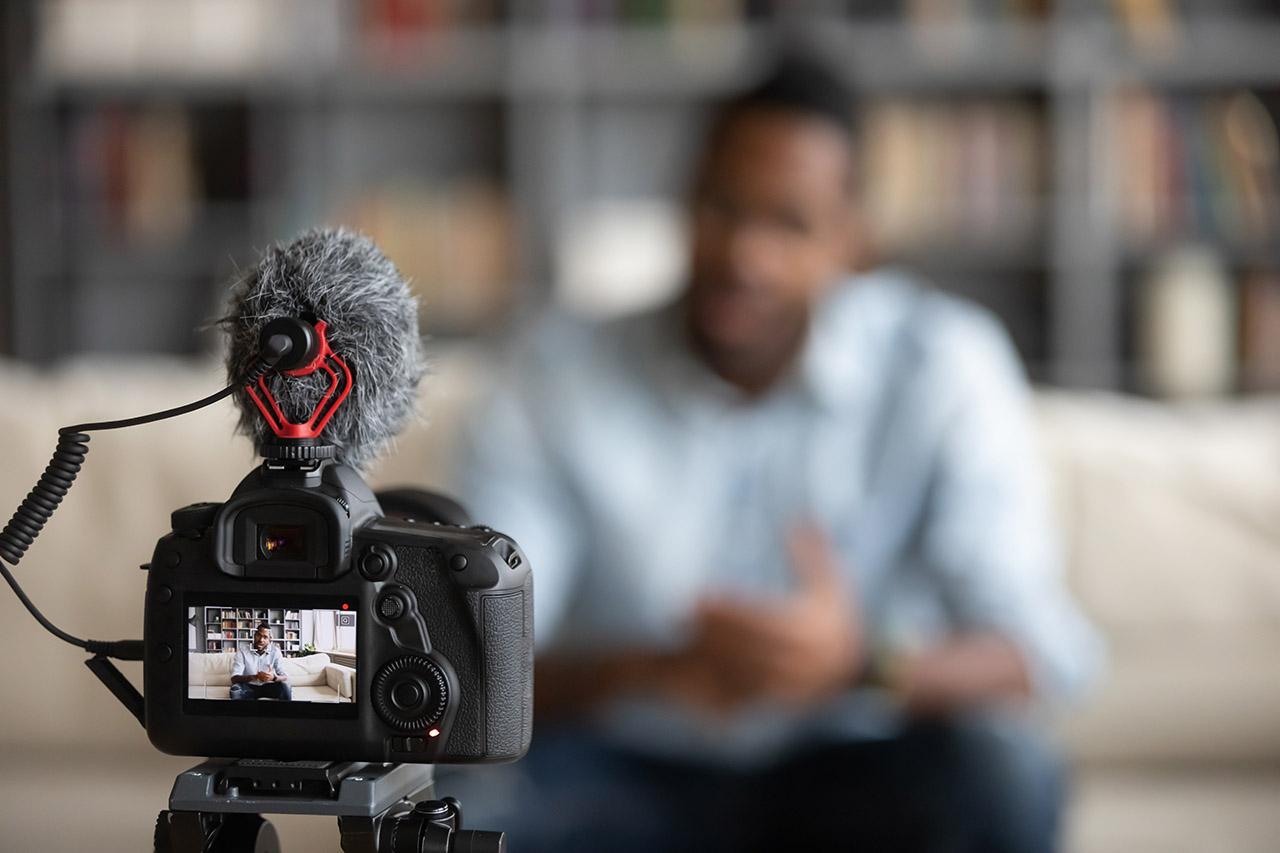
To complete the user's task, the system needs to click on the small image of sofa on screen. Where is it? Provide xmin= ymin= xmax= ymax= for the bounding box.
xmin=187 ymin=606 xmax=357 ymax=703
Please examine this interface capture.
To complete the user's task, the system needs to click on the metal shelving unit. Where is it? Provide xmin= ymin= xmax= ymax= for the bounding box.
xmin=3 ymin=2 xmax=1279 ymax=390
xmin=198 ymin=607 xmax=302 ymax=657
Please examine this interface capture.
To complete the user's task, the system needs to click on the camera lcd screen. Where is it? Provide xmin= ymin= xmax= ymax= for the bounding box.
xmin=186 ymin=604 xmax=358 ymax=705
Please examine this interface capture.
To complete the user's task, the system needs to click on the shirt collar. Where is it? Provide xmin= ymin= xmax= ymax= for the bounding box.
xmin=647 ymin=274 xmax=877 ymax=417
xmin=797 ymin=275 xmax=879 ymax=412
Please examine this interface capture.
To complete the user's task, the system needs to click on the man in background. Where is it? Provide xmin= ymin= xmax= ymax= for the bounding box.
xmin=457 ymin=55 xmax=1100 ymax=852
xmin=229 ymin=623 xmax=292 ymax=701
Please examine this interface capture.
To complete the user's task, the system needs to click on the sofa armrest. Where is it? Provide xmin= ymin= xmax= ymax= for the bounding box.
xmin=324 ymin=665 xmax=355 ymax=698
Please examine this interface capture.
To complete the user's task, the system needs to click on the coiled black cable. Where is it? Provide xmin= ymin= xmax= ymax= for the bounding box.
xmin=0 ymin=430 xmax=89 ymax=565
xmin=0 ymin=355 xmax=276 ymax=655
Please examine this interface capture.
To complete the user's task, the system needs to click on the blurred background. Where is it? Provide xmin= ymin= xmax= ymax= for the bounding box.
xmin=4 ymin=0 xmax=1280 ymax=851
xmin=4 ymin=0 xmax=1280 ymax=393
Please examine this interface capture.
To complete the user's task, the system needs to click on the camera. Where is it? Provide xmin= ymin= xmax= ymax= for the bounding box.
xmin=142 ymin=452 xmax=533 ymax=765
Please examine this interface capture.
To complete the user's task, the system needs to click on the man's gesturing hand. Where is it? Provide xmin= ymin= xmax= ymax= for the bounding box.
xmin=691 ymin=523 xmax=864 ymax=707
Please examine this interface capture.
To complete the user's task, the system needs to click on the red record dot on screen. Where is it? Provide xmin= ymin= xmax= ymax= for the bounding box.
xmin=342 ymin=603 xmax=349 ymax=610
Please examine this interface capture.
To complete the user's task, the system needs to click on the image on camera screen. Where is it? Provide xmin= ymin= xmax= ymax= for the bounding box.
xmin=186 ymin=605 xmax=357 ymax=703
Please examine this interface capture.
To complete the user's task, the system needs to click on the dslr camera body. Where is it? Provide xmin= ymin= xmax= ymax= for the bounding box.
xmin=143 ymin=451 xmax=533 ymax=765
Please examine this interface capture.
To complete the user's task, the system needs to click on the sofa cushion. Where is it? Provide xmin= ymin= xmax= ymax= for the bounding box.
xmin=187 ymin=652 xmax=334 ymax=687
xmin=1038 ymin=392 xmax=1280 ymax=762
xmin=293 ymin=686 xmax=345 ymax=703
xmin=1037 ymin=392 xmax=1280 ymax=636
xmin=187 ymin=652 xmax=234 ymax=685
xmin=285 ymin=654 xmax=333 ymax=687
xmin=184 ymin=653 xmax=353 ymax=702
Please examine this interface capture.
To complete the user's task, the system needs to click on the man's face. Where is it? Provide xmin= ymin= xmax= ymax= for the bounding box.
xmin=254 ymin=629 xmax=270 ymax=651
xmin=687 ymin=108 xmax=855 ymax=358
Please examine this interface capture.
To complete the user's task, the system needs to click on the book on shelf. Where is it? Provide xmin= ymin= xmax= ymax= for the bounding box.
xmin=63 ymin=103 xmax=202 ymax=247
xmin=333 ymin=178 xmax=515 ymax=333
xmin=1135 ymin=245 xmax=1236 ymax=398
xmin=1240 ymin=268 xmax=1280 ymax=391
xmin=862 ymin=97 xmax=1043 ymax=255
xmin=1111 ymin=88 xmax=1280 ymax=247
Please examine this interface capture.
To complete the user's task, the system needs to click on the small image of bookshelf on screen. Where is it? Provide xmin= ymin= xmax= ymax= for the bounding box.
xmin=189 ymin=606 xmax=359 ymax=703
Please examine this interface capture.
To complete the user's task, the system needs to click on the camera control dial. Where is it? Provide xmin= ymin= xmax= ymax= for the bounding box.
xmin=372 ymin=656 xmax=449 ymax=732
xmin=170 ymin=502 xmax=221 ymax=537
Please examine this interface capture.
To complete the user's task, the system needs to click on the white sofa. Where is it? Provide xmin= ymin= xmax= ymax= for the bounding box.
xmin=2 ymin=348 xmax=1280 ymax=851
xmin=186 ymin=651 xmax=355 ymax=702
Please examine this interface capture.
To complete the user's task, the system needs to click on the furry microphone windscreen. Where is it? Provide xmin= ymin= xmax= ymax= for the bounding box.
xmin=221 ymin=228 xmax=426 ymax=471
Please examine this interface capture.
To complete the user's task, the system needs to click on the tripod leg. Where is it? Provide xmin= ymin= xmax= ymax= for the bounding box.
xmin=156 ymin=810 xmax=280 ymax=853
xmin=158 ymin=810 xmax=219 ymax=852
xmin=208 ymin=814 xmax=281 ymax=853
xmin=154 ymin=811 xmax=173 ymax=853
xmin=338 ymin=815 xmax=379 ymax=853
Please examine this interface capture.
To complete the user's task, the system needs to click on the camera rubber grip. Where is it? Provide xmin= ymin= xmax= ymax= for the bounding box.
xmin=480 ymin=583 xmax=533 ymax=758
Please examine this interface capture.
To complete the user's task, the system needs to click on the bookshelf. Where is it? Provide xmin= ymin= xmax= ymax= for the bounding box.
xmin=199 ymin=606 xmax=303 ymax=657
xmin=3 ymin=1 xmax=1280 ymax=395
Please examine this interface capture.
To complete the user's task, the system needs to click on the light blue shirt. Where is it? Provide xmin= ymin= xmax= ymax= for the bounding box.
xmin=232 ymin=643 xmax=286 ymax=681
xmin=458 ymin=268 xmax=1102 ymax=767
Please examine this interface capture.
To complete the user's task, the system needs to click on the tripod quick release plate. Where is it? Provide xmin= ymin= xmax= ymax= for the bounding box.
xmin=169 ymin=759 xmax=434 ymax=817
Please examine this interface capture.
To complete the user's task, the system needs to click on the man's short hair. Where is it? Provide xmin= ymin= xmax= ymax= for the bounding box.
xmin=256 ymin=622 xmax=269 ymax=632
xmin=709 ymin=52 xmax=857 ymax=146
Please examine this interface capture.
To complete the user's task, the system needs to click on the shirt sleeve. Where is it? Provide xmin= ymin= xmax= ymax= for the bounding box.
xmin=271 ymin=647 xmax=286 ymax=678
xmin=231 ymin=649 xmax=247 ymax=678
xmin=455 ymin=341 xmax=589 ymax=650
xmin=917 ymin=306 xmax=1104 ymax=704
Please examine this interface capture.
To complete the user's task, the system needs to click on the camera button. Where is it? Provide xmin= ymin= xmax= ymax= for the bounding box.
xmin=393 ymin=682 xmax=423 ymax=708
xmin=163 ymin=550 xmax=181 ymax=568
xmin=156 ymin=643 xmax=172 ymax=662
xmin=155 ymin=585 xmax=172 ymax=604
xmin=406 ymin=737 xmax=426 ymax=752
xmin=359 ymin=543 xmax=397 ymax=580
xmin=377 ymin=593 xmax=406 ymax=621
xmin=449 ymin=554 xmax=468 ymax=572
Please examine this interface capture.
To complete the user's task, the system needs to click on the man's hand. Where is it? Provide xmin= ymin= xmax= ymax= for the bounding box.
xmin=690 ymin=523 xmax=864 ymax=708
xmin=891 ymin=635 xmax=1033 ymax=717
xmin=532 ymin=524 xmax=864 ymax=723
xmin=256 ymin=670 xmax=275 ymax=683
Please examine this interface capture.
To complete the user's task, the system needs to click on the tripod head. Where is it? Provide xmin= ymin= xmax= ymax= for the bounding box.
xmin=156 ymin=759 xmax=505 ymax=853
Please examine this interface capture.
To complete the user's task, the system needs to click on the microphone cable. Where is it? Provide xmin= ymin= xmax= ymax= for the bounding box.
xmin=0 ymin=354 xmax=281 ymax=658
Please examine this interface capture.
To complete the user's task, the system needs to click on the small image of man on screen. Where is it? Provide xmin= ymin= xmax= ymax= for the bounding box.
xmin=230 ymin=623 xmax=292 ymax=701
